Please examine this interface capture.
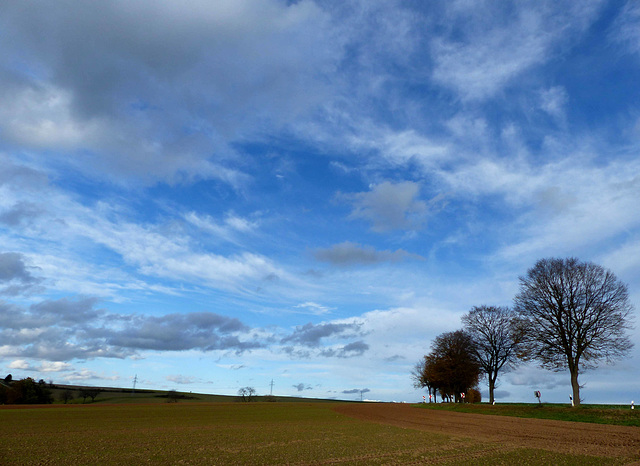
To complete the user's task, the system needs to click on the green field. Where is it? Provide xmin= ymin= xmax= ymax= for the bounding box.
xmin=417 ymin=402 xmax=640 ymax=427
xmin=0 ymin=401 xmax=629 ymax=465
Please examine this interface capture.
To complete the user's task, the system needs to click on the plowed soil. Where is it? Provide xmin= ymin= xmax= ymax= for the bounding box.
xmin=334 ymin=403 xmax=640 ymax=461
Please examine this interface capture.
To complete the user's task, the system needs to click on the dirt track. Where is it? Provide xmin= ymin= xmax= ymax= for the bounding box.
xmin=334 ymin=403 xmax=640 ymax=461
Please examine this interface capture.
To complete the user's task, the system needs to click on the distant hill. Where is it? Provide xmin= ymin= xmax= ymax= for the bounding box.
xmin=2 ymin=375 xmax=350 ymax=405
xmin=41 ymin=382 xmax=347 ymax=404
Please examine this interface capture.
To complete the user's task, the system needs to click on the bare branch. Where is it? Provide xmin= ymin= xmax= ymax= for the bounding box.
xmin=514 ymin=257 xmax=634 ymax=406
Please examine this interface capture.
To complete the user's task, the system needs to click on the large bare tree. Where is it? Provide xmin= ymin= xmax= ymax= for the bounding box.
xmin=462 ymin=305 xmax=522 ymax=404
xmin=514 ymin=257 xmax=633 ymax=406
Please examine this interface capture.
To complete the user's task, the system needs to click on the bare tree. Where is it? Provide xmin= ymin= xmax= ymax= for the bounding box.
xmin=237 ymin=386 xmax=256 ymax=402
xmin=462 ymin=305 xmax=523 ymax=404
xmin=514 ymin=257 xmax=634 ymax=406
xmin=78 ymin=387 xmax=100 ymax=403
xmin=411 ymin=356 xmax=435 ymax=402
xmin=87 ymin=388 xmax=101 ymax=402
xmin=60 ymin=390 xmax=74 ymax=404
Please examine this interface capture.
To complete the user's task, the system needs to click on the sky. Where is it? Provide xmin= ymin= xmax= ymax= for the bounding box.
xmin=1 ymin=0 xmax=640 ymax=404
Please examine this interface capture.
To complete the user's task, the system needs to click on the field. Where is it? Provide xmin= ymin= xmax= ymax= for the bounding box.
xmin=1 ymin=401 xmax=639 ymax=465
xmin=416 ymin=402 xmax=640 ymax=427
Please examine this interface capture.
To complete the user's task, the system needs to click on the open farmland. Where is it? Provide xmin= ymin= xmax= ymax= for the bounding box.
xmin=1 ymin=402 xmax=639 ymax=465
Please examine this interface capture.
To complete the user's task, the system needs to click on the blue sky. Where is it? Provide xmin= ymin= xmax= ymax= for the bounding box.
xmin=1 ymin=0 xmax=639 ymax=403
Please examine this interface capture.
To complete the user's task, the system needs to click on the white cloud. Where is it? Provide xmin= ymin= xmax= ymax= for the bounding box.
xmin=8 ymin=360 xmax=31 ymax=370
xmin=0 ymin=299 xmax=263 ymax=361
xmin=341 ymin=181 xmax=430 ymax=232
xmin=349 ymin=127 xmax=452 ymax=172
xmin=0 ymin=166 xmax=296 ymax=297
xmin=0 ymin=84 xmax=101 ymax=149
xmin=0 ymin=0 xmax=339 ymax=186
xmin=430 ymin=1 xmax=604 ymax=101
xmin=7 ymin=360 xmax=71 ymax=372
xmin=611 ymin=1 xmax=640 ymax=57
xmin=438 ymin=156 xmax=537 ymax=205
xmin=314 ymin=242 xmax=422 ymax=267
xmin=599 ymin=239 xmax=640 ymax=280
xmin=293 ymin=302 xmax=333 ymax=316
xmin=539 ymin=86 xmax=568 ymax=122
xmin=495 ymin=159 xmax=640 ymax=263
xmin=63 ymin=369 xmax=118 ymax=382
xmin=40 ymin=361 xmax=73 ymax=372
xmin=508 ymin=365 xmax=566 ymax=391
xmin=184 ymin=211 xmax=258 ymax=245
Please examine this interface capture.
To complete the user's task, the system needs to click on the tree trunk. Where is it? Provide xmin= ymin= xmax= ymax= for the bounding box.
xmin=489 ymin=376 xmax=495 ymax=404
xmin=570 ymin=369 xmax=581 ymax=407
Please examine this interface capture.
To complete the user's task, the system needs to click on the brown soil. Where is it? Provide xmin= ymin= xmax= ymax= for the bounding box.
xmin=334 ymin=403 xmax=640 ymax=462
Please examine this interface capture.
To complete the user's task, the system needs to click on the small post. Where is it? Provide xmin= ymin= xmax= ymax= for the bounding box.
xmin=534 ymin=390 xmax=541 ymax=404
xmin=570 ymin=395 xmax=574 ymax=407
xmin=632 ymin=400 xmax=635 ymax=410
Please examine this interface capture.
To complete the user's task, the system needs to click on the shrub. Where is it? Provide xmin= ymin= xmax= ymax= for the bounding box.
xmin=466 ymin=388 xmax=482 ymax=403
xmin=5 ymin=378 xmax=53 ymax=404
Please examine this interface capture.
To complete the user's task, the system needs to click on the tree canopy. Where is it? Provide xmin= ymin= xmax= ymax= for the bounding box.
xmin=237 ymin=386 xmax=256 ymax=402
xmin=514 ymin=257 xmax=634 ymax=406
xmin=0 ymin=377 xmax=53 ymax=404
xmin=413 ymin=330 xmax=481 ymax=403
xmin=462 ymin=305 xmax=522 ymax=404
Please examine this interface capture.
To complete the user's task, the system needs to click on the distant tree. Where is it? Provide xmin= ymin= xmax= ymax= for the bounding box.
xmin=167 ymin=390 xmax=180 ymax=403
xmin=60 ymin=390 xmax=74 ymax=404
xmin=413 ymin=352 xmax=452 ymax=402
xmin=4 ymin=374 xmax=12 ymax=384
xmin=414 ymin=331 xmax=481 ymax=403
xmin=77 ymin=387 xmax=100 ymax=403
xmin=461 ymin=305 xmax=523 ymax=404
xmin=514 ymin=257 xmax=634 ymax=407
xmin=237 ymin=387 xmax=256 ymax=402
xmin=86 ymin=388 xmax=101 ymax=402
xmin=33 ymin=378 xmax=53 ymax=403
xmin=411 ymin=356 xmax=436 ymax=402
xmin=7 ymin=378 xmax=53 ymax=404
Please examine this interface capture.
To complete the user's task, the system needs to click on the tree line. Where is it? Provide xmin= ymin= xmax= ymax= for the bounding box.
xmin=413 ymin=257 xmax=634 ymax=407
xmin=0 ymin=376 xmax=54 ymax=404
xmin=0 ymin=375 xmax=104 ymax=405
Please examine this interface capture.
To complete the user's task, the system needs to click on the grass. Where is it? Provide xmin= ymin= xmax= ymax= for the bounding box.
xmin=417 ymin=402 xmax=640 ymax=427
xmin=0 ymin=402 xmax=626 ymax=465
